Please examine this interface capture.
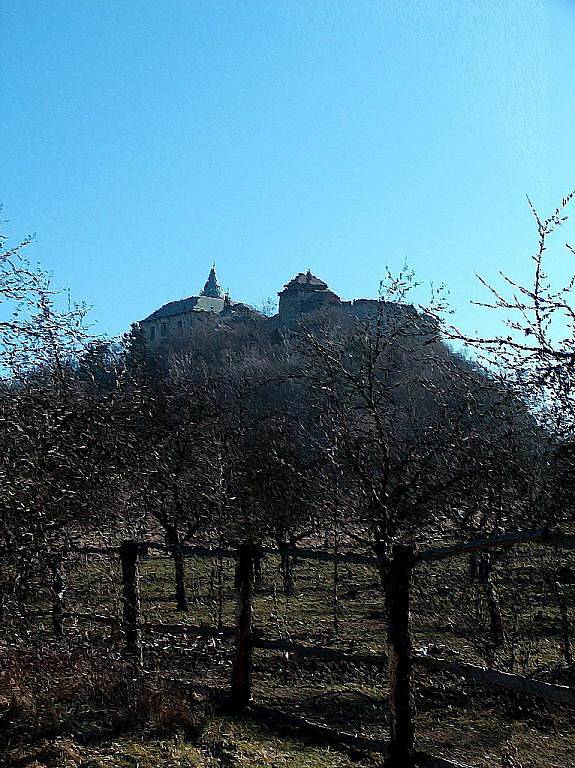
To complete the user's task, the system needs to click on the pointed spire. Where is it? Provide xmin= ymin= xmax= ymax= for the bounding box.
xmin=200 ymin=264 xmax=223 ymax=298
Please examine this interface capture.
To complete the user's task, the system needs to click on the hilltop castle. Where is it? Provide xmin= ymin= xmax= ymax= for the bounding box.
xmin=140 ymin=266 xmax=426 ymax=348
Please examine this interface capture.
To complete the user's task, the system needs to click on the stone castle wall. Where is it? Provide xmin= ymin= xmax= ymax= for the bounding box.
xmin=139 ymin=269 xmax=438 ymax=347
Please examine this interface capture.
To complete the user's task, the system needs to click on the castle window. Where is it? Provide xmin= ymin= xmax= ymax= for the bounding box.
xmin=161 ymin=323 xmax=168 ymax=337
xmin=149 ymin=326 xmax=156 ymax=340
xmin=177 ymin=319 xmax=183 ymax=333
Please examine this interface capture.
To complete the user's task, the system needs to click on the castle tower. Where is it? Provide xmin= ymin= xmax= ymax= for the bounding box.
xmin=278 ymin=270 xmax=341 ymax=325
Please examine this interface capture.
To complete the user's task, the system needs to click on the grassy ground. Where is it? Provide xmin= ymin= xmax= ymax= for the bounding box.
xmin=3 ymin=718 xmax=377 ymax=768
xmin=2 ymin=543 xmax=575 ymax=766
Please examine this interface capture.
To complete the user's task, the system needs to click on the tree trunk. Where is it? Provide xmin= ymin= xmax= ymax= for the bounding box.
xmin=230 ymin=543 xmax=255 ymax=709
xmin=278 ymin=542 xmax=295 ymax=597
xmin=469 ymin=551 xmax=479 ymax=581
xmin=477 ymin=552 xmax=505 ymax=660
xmin=378 ymin=541 xmax=416 ymax=768
xmin=166 ymin=526 xmax=187 ymax=613
xmin=253 ymin=547 xmax=264 ymax=589
xmin=217 ymin=533 xmax=225 ymax=629
xmin=332 ymin=513 xmax=340 ymax=637
xmin=120 ymin=540 xmax=142 ymax=667
xmin=49 ymin=553 xmax=65 ymax=638
xmin=556 ymin=582 xmax=572 ymax=665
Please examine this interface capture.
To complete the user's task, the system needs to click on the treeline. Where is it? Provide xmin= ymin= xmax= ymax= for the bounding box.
xmin=1 ymin=194 xmax=574 ymax=597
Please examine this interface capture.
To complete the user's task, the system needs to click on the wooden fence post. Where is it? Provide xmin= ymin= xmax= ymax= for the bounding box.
xmin=230 ymin=542 xmax=255 ymax=709
xmin=49 ymin=553 xmax=65 ymax=638
xmin=120 ymin=540 xmax=142 ymax=667
xmin=380 ymin=542 xmax=416 ymax=768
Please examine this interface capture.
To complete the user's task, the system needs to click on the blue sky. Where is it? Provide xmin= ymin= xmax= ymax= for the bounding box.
xmin=2 ymin=0 xmax=574 ymax=338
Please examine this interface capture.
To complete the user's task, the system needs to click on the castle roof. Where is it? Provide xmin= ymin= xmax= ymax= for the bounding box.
xmin=141 ymin=265 xmax=262 ymax=323
xmin=142 ymin=265 xmax=228 ymax=321
xmin=281 ymin=270 xmax=329 ymax=292
xmin=143 ymin=294 xmax=228 ymax=321
xmin=201 ymin=265 xmax=223 ymax=298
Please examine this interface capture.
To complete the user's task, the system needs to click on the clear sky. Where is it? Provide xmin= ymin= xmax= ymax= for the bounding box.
xmin=2 ymin=0 xmax=574 ymax=339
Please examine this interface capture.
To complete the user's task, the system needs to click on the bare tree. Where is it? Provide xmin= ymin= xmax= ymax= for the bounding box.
xmin=297 ymin=272 xmax=521 ymax=554
xmin=0 ymin=223 xmax=89 ymax=378
xmin=452 ymin=191 xmax=575 ymax=443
